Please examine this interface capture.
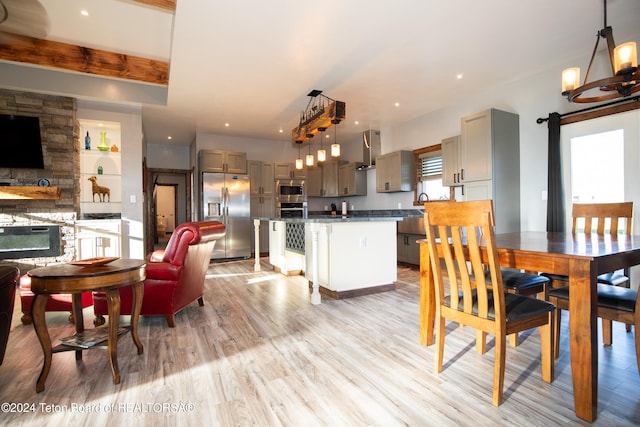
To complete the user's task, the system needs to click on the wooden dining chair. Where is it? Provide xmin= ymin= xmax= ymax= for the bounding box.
xmin=548 ymin=284 xmax=639 ymax=372
xmin=424 ymin=200 xmax=555 ymax=406
xmin=544 ymin=202 xmax=634 ymax=342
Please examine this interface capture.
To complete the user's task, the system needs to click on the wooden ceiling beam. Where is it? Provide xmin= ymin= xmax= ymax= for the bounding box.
xmin=132 ymin=0 xmax=177 ymax=12
xmin=0 ymin=35 xmax=169 ymax=86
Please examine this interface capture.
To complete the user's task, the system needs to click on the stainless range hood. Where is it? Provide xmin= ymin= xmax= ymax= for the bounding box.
xmin=360 ymin=129 xmax=381 ymax=169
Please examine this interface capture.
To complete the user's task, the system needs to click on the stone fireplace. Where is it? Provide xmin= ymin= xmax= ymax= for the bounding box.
xmin=0 ymin=90 xmax=79 ymax=274
xmin=0 ymin=224 xmax=62 ymax=259
xmin=0 ymin=213 xmax=75 ymax=274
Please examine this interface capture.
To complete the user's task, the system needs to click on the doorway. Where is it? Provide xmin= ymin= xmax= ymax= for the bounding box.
xmin=155 ymin=184 xmax=177 ymax=247
xmin=144 ymin=166 xmax=192 ymax=256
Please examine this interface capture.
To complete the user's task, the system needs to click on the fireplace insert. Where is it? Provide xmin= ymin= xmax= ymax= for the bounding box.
xmin=0 ymin=225 xmax=62 ymax=260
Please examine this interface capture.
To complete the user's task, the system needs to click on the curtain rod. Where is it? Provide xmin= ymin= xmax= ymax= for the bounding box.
xmin=536 ymin=95 xmax=640 ymax=124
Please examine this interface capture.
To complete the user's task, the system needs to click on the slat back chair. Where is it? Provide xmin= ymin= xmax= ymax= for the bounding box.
xmin=548 ymin=202 xmax=635 ymax=355
xmin=571 ymin=202 xmax=632 ymax=237
xmin=424 ymin=200 xmax=555 ymax=406
xmin=546 ymin=202 xmax=634 ymax=345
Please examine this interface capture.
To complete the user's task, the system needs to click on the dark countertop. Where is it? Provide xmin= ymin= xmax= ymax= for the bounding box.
xmin=254 ymin=209 xmax=422 ymax=223
xmin=256 ymin=216 xmax=403 ymax=223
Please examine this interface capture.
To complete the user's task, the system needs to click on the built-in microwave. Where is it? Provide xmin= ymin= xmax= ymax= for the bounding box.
xmin=276 ymin=179 xmax=305 ymax=202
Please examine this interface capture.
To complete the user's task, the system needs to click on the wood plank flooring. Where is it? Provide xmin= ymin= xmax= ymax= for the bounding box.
xmin=1 ymin=259 xmax=639 ymax=426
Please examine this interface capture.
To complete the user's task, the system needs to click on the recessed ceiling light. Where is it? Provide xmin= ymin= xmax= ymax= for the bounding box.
xmin=354 ymin=121 xmax=359 ymax=125
xmin=394 ymin=102 xmax=400 ymax=107
xmin=167 ymin=136 xmax=172 ymax=140
xmin=224 ymin=123 xmax=230 ymax=127
xmin=456 ymin=74 xmax=463 ymax=79
xmin=279 ymin=129 xmax=283 ymax=133
xmin=81 ymin=10 xmax=89 ymax=17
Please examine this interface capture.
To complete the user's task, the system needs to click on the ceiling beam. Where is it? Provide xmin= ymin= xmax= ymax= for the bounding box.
xmin=0 ymin=35 xmax=169 ymax=86
xmin=132 ymin=0 xmax=177 ymax=12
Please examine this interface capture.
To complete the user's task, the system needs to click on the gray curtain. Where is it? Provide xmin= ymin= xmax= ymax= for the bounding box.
xmin=546 ymin=112 xmax=565 ymax=232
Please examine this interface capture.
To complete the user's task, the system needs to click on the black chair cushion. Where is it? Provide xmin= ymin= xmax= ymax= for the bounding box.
xmin=543 ymin=272 xmax=628 ymax=287
xmin=548 ymin=284 xmax=637 ymax=313
xmin=596 ymin=271 xmax=629 ymax=287
xmin=444 ymin=291 xmax=555 ymax=323
xmin=496 ymin=268 xmax=549 ymax=291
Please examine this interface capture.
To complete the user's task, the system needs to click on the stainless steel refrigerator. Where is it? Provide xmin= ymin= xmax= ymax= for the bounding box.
xmin=201 ymin=173 xmax=251 ymax=259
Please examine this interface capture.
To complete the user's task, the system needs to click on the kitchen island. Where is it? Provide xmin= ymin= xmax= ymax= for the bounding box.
xmin=253 ymin=216 xmax=402 ymax=304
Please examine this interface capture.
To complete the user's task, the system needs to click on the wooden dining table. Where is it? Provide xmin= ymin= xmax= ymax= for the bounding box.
xmin=418 ymin=231 xmax=640 ymax=423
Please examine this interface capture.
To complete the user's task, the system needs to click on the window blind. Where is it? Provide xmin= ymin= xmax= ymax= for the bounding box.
xmin=418 ymin=153 xmax=442 ymax=181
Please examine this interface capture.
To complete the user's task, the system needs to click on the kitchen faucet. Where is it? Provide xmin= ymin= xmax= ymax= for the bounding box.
xmin=417 ymin=192 xmax=429 ymax=203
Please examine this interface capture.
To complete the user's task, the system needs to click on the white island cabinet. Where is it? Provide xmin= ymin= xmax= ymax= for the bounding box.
xmin=255 ymin=216 xmax=401 ymax=304
xmin=305 ymin=220 xmax=398 ymax=298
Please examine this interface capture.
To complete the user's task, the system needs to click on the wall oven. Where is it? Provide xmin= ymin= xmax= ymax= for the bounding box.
xmin=277 ymin=202 xmax=304 ymax=218
xmin=276 ymin=179 xmax=305 ymax=203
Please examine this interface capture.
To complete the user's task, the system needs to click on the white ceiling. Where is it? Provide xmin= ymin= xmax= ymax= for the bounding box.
xmin=1 ymin=0 xmax=640 ymax=147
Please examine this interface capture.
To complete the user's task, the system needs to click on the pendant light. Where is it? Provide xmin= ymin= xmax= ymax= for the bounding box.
xmin=295 ymin=141 xmax=303 ymax=170
xmin=317 ymin=127 xmax=327 ymax=162
xmin=330 ymin=119 xmax=340 ymax=157
xmin=305 ymin=137 xmax=315 ymax=167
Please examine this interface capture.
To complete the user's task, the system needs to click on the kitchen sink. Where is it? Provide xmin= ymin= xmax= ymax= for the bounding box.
xmin=397 ymin=216 xmax=425 ymax=235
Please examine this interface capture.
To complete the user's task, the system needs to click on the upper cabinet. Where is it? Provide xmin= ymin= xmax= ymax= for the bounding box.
xmin=459 ymin=108 xmax=520 ymax=233
xmin=338 ymin=163 xmax=367 ymax=196
xmin=79 ymin=120 xmax=122 ymax=219
xmin=441 ymin=135 xmax=461 ymax=187
xmin=306 ymin=160 xmax=347 ymax=197
xmin=275 ymin=162 xmax=306 ymax=179
xmin=376 ymin=150 xmax=413 ymax=193
xmin=199 ymin=150 xmax=247 ymax=174
xmin=248 ymin=160 xmax=274 ymax=196
xmin=306 ymin=166 xmax=323 ymax=197
xmin=460 ymin=110 xmax=494 ymax=182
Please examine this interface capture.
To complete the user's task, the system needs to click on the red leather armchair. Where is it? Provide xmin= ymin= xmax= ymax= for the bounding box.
xmin=19 ymin=274 xmax=94 ymax=325
xmin=93 ymin=221 xmax=225 ymax=327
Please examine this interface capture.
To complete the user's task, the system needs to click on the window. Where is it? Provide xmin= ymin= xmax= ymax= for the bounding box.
xmin=413 ymin=145 xmax=451 ymax=204
xmin=570 ymin=129 xmax=624 ymax=203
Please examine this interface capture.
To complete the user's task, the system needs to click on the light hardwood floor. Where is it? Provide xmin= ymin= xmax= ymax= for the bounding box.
xmin=1 ymin=259 xmax=639 ymax=426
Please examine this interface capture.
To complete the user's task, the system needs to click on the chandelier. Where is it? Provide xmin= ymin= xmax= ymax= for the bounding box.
xmin=292 ymin=89 xmax=345 ymax=144
xmin=561 ymin=0 xmax=638 ymax=103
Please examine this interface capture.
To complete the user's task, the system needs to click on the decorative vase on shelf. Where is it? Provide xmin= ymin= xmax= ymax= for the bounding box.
xmin=97 ymin=131 xmax=109 ymax=151
xmin=84 ymin=131 xmax=91 ymax=150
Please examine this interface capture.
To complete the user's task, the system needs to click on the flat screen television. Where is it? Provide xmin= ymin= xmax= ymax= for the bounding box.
xmin=0 ymin=113 xmax=45 ymax=169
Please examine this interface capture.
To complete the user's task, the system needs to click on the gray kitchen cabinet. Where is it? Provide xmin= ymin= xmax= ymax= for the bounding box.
xmin=306 ymin=160 xmax=347 ymax=197
xmin=376 ymin=150 xmax=413 ymax=192
xmin=338 ymin=162 xmax=367 ymax=196
xmin=248 ymin=160 xmax=274 ymax=197
xmin=199 ymin=150 xmax=247 ymax=174
xmin=275 ymin=162 xmax=306 ymax=179
xmin=459 ymin=108 xmax=520 ymax=233
xmin=397 ymin=233 xmax=421 ymax=265
xmin=441 ymin=135 xmax=461 ymax=186
xmin=306 ymin=166 xmax=323 ymax=197
xmin=322 ymin=160 xmax=340 ymax=197
xmin=249 ymin=160 xmax=275 ymax=254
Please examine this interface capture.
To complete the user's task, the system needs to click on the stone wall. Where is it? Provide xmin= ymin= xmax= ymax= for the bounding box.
xmin=0 ymin=89 xmax=80 ymax=272
xmin=0 ymin=89 xmax=79 ymax=212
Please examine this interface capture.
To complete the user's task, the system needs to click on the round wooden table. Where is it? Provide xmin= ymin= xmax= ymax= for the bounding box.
xmin=28 ymin=259 xmax=146 ymax=392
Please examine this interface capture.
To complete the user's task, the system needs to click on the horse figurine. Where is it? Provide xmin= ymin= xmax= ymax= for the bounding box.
xmin=88 ymin=176 xmax=110 ymax=202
